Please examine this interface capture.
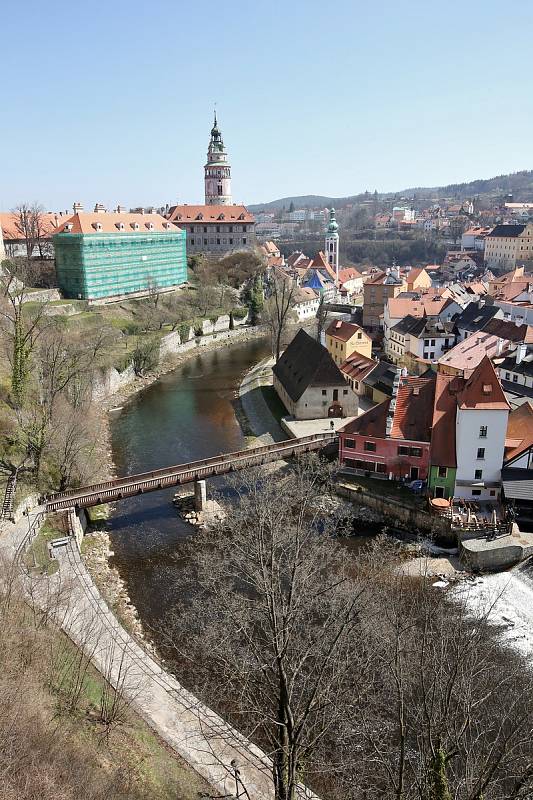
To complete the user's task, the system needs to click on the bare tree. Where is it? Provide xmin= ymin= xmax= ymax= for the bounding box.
xmin=163 ymin=457 xmax=373 ymax=800
xmin=315 ymin=293 xmax=331 ymax=343
xmin=262 ymin=270 xmax=297 ymax=361
xmin=0 ymin=263 xmax=49 ymax=406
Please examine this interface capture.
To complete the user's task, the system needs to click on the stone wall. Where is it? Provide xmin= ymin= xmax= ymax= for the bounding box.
xmin=92 ymin=364 xmax=136 ymax=401
xmin=336 ymin=483 xmax=453 ymax=539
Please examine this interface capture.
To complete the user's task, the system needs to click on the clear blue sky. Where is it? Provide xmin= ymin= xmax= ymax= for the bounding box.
xmin=2 ymin=0 xmax=532 ymax=211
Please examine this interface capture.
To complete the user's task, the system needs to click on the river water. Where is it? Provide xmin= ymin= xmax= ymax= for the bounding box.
xmin=107 ymin=338 xmax=272 ymax=628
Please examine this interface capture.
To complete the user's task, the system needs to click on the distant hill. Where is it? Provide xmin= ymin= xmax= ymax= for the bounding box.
xmin=249 ymin=170 xmax=533 ymax=212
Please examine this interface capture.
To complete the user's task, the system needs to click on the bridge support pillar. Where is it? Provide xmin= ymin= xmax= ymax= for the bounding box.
xmin=194 ymin=480 xmax=207 ymax=512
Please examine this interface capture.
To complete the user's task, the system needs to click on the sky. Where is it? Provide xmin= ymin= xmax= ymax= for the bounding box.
xmin=2 ymin=0 xmax=533 ymax=211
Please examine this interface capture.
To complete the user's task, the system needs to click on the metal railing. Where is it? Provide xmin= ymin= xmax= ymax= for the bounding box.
xmin=44 ymin=433 xmax=338 ymax=512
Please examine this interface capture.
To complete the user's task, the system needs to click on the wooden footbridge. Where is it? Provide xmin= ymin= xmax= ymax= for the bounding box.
xmin=43 ymin=432 xmax=338 ymax=512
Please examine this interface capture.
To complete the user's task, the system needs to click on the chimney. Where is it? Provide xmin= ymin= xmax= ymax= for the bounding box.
xmin=516 ymin=343 xmax=527 ymax=365
xmin=115 ymin=205 xmax=127 ymax=213
xmin=94 ymin=203 xmax=106 ymax=214
xmin=386 ymin=367 xmax=403 ymax=437
xmin=496 ymin=337 xmax=505 ymax=356
xmin=73 ymin=202 xmax=83 ymax=214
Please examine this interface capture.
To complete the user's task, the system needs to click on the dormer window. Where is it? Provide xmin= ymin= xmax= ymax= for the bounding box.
xmin=92 ymin=222 xmax=103 ymax=232
xmin=196 ymin=213 xmax=203 ymax=220
xmin=218 ymin=213 xmax=225 ymax=220
xmin=163 ymin=222 xmax=172 ymax=229
xmin=130 ymin=222 xmax=140 ymax=231
xmin=145 ymin=222 xmax=154 ymax=230
xmin=115 ymin=222 xmax=125 ymax=231
xmin=64 ymin=223 xmax=73 ymax=232
xmin=238 ymin=214 xmax=245 ymax=220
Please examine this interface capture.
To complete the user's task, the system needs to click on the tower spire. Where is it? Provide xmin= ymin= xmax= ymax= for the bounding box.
xmin=325 ymin=207 xmax=340 ymax=284
xmin=205 ymin=109 xmax=232 ymax=205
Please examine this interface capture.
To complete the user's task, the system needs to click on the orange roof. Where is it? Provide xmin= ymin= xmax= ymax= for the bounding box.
xmin=326 ymin=320 xmax=369 ymax=343
xmin=0 ymin=211 xmax=59 ymax=240
xmin=387 ymin=294 xmax=453 ymax=320
xmin=309 ymin=251 xmax=329 ymax=269
xmin=457 ymin=356 xmax=509 ymax=410
xmin=338 ymin=267 xmax=362 ymax=284
xmin=505 ymin=401 xmax=533 ymax=462
xmin=167 ymin=204 xmax=255 ymax=224
xmin=54 ymin=212 xmax=178 ymax=235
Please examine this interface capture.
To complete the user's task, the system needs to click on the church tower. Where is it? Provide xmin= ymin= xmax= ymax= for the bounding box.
xmin=204 ymin=111 xmax=232 ymax=205
xmin=325 ymin=207 xmax=339 ymax=281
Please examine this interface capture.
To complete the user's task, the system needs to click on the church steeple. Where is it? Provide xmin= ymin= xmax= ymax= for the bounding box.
xmin=325 ymin=207 xmax=339 ymax=281
xmin=204 ymin=110 xmax=232 ymax=205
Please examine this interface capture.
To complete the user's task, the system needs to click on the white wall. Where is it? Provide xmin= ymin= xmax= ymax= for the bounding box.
xmin=274 ymin=376 xmax=358 ymax=420
xmin=454 ymin=408 xmax=508 ymax=500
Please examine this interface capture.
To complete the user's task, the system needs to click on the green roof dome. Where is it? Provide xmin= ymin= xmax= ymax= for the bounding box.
xmin=327 ymin=207 xmax=339 ymax=233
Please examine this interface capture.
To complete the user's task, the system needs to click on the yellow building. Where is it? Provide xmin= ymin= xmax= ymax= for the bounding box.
xmin=485 ymin=223 xmax=533 ymax=270
xmin=405 ymin=267 xmax=432 ymax=292
xmin=325 ymin=320 xmax=372 ymax=365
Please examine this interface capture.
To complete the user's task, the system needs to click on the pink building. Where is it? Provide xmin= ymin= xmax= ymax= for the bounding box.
xmin=339 ymin=374 xmax=436 ymax=481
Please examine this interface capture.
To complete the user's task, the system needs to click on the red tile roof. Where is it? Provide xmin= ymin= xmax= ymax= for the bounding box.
xmin=505 ymin=401 xmax=533 ymax=462
xmin=338 ymin=267 xmax=362 ymax=284
xmin=167 ymin=204 xmax=254 ymax=224
xmin=0 ymin=211 xmax=59 ymax=240
xmin=326 ymin=320 xmax=369 ymax=343
xmin=430 ymin=373 xmax=460 ymax=467
xmin=340 ymin=375 xmax=436 ymax=443
xmin=339 ymin=352 xmax=377 ymax=382
xmin=457 ymin=356 xmax=509 ymax=410
xmin=55 ymin=212 xmax=177 ymax=235
xmin=387 ymin=294 xmax=454 ymax=320
xmin=390 ymin=376 xmax=436 ymax=442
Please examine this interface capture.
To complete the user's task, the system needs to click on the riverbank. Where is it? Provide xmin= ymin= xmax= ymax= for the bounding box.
xmin=82 ymin=326 xmax=270 ymax=635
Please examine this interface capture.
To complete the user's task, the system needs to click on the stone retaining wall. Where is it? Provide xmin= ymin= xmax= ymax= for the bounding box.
xmin=336 ymin=483 xmax=453 ymax=539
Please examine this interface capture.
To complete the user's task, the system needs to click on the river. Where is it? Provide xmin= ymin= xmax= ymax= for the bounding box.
xmin=107 ymin=338 xmax=272 ymax=628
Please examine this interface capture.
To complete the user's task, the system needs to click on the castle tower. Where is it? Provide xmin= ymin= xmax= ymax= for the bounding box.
xmin=325 ymin=207 xmax=339 ymax=281
xmin=204 ymin=111 xmax=232 ymax=205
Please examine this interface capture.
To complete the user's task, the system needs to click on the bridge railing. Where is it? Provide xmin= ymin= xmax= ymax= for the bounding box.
xmin=44 ymin=432 xmax=338 ymax=511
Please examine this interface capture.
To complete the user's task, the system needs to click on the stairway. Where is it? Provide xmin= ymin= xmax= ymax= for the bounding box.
xmin=1 ymin=474 xmax=17 ymax=521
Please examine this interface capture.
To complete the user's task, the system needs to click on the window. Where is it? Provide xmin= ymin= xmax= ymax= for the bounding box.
xmin=191 ymin=238 xmax=195 ymax=245
xmin=243 ymin=237 xmax=247 ymax=245
xmin=435 ymin=486 xmax=445 ymax=498
xmin=364 ymin=441 xmax=376 ymax=452
xmin=376 ymin=463 xmax=387 ymax=474
xmin=322 ymin=389 xmax=327 ymax=396
xmin=217 ymin=238 xmax=221 ymax=245
xmin=410 ymin=447 xmax=422 ymax=458
xmin=438 ymin=466 xmax=447 ymax=478
xmin=216 ymin=225 xmax=220 ymax=233
xmin=204 ymin=238 xmax=208 ymax=245
xmin=344 ymin=438 xmax=355 ymax=449
xmin=475 ymin=469 xmax=483 ymax=480
xmin=333 ymin=389 xmax=339 ymax=401
xmin=343 ymin=389 xmax=348 ymax=395
xmin=513 ymin=374 xmax=518 ymax=383
xmin=472 ymin=489 xmax=482 ymax=496
xmin=229 ymin=238 xmax=233 ymax=245
xmin=477 ymin=448 xmax=485 ymax=459
xmin=479 ymin=426 xmax=487 ymax=438
xmin=398 ymin=445 xmax=410 ymax=456
xmin=203 ymin=226 xmax=207 ymax=233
